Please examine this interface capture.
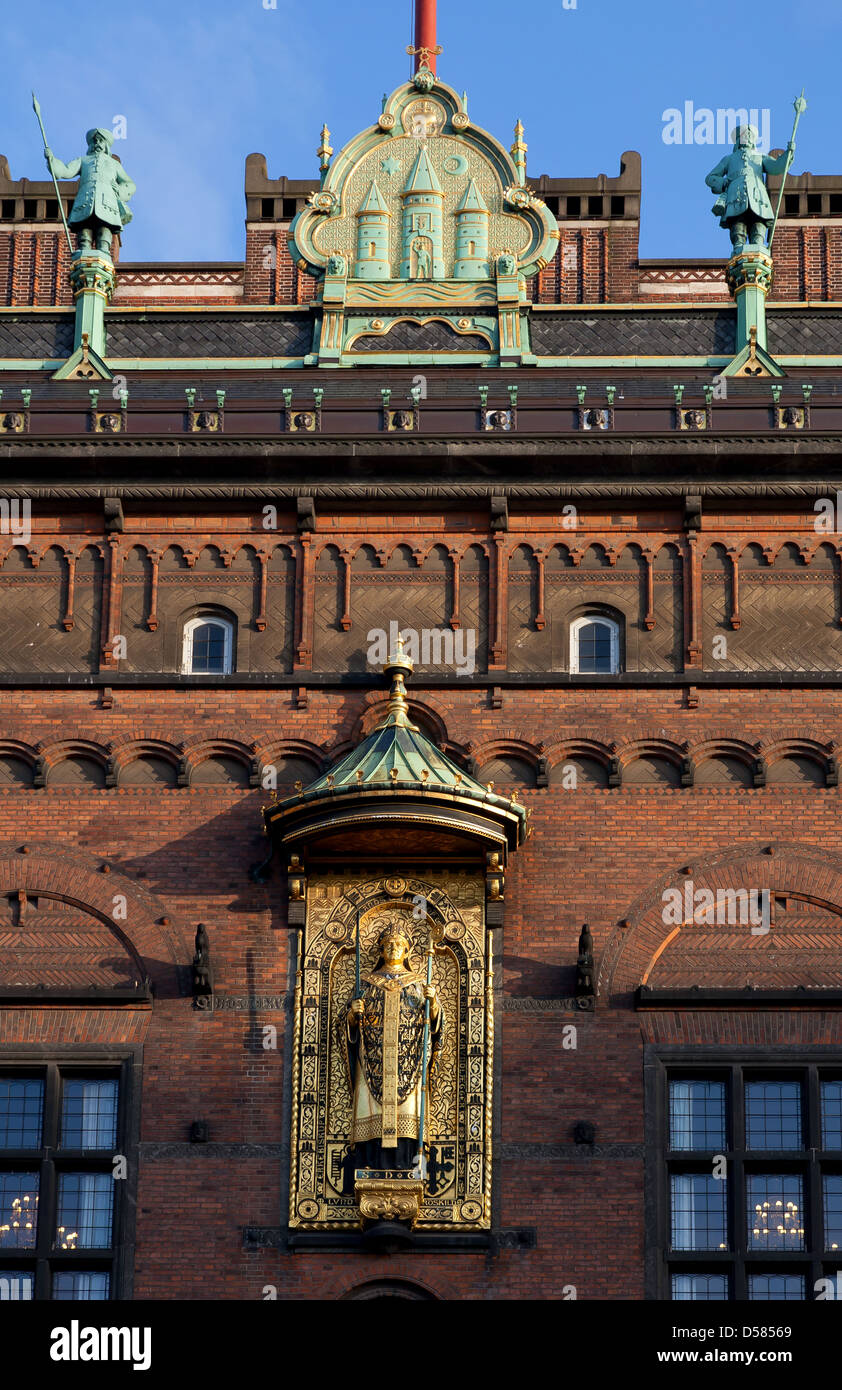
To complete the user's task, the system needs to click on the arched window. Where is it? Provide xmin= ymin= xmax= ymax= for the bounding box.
xmin=182 ymin=617 xmax=234 ymax=674
xmin=570 ymin=615 xmax=620 ymax=674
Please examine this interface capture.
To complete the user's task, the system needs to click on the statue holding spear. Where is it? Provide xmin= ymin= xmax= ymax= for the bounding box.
xmin=32 ymin=94 xmax=136 ymax=259
xmin=705 ymin=91 xmax=806 ymax=253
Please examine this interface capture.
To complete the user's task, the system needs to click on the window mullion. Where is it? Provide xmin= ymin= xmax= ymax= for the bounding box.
xmin=42 ymin=1065 xmax=59 ymax=1149
xmin=806 ymin=1065 xmax=821 ymax=1150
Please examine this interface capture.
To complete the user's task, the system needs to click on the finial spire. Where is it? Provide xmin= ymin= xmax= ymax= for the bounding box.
xmin=511 ymin=120 xmax=527 ymax=186
xmin=381 ymin=633 xmax=417 ymax=730
xmin=317 ymin=125 xmax=333 ymax=185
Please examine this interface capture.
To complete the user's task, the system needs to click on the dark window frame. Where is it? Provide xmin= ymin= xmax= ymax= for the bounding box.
xmin=645 ymin=1045 xmax=842 ymax=1301
xmin=0 ymin=1045 xmax=141 ymax=1300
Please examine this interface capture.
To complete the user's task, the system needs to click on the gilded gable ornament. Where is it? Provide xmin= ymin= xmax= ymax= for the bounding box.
xmin=287 ymin=65 xmax=558 ymax=364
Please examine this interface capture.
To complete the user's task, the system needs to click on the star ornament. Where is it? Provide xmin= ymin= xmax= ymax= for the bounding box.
xmin=380 ymin=155 xmax=401 ymax=176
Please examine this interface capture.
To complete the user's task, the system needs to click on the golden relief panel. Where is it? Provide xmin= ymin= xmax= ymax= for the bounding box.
xmin=311 ymin=132 xmax=532 ymax=273
xmin=289 ymin=872 xmax=491 ymax=1231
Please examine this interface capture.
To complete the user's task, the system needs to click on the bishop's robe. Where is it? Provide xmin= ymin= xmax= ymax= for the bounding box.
xmin=345 ymin=967 xmax=443 ymax=1168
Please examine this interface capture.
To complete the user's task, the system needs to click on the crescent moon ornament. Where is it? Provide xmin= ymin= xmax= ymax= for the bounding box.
xmin=443 ymin=154 xmax=468 ymax=176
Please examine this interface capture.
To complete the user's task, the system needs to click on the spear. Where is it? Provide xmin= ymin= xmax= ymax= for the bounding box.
xmin=354 ymin=908 xmax=361 ymax=1001
xmin=414 ymin=925 xmax=435 ymax=1180
xmin=768 ymin=89 xmax=807 ymax=252
xmin=31 ymin=92 xmax=74 ymax=256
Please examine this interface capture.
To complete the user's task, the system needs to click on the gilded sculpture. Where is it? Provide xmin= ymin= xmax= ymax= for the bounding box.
xmin=344 ymin=913 xmax=443 ymax=1170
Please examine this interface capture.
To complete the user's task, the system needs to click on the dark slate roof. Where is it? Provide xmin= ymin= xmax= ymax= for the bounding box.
xmin=0 ymin=314 xmax=74 ymax=358
xmin=2 ymin=305 xmax=842 ymax=366
xmin=529 ymin=310 xmax=736 ymax=356
xmin=767 ymin=310 xmax=842 ymax=355
xmin=104 ymin=313 xmax=314 ymax=358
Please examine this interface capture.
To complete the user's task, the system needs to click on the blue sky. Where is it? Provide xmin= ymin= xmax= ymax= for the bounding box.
xmin=2 ymin=0 xmax=838 ymax=263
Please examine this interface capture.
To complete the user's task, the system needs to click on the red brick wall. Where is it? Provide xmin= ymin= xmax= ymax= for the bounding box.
xmin=242 ymin=227 xmax=315 ymax=305
xmin=0 ymin=229 xmax=74 ymax=306
xmin=770 ymin=224 xmax=842 ymax=300
xmin=1 ymin=683 xmax=841 ymax=1298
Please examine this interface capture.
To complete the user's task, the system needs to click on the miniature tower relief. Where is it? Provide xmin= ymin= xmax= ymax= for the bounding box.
xmin=354 ymin=180 xmax=392 ymax=279
xmin=454 ymin=177 xmax=490 ymax=279
xmin=400 ymin=147 xmax=444 ymax=280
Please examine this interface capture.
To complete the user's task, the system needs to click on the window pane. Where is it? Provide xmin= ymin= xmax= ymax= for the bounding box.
xmin=0 ymin=1270 xmax=33 ymax=1300
xmin=191 ymin=622 xmax=227 ymax=674
xmin=745 ymin=1081 xmax=802 ymax=1150
xmin=670 ymin=1174 xmax=728 ymax=1250
xmin=61 ymin=1079 xmax=118 ymax=1150
xmin=670 ymin=1080 xmax=726 ymax=1151
xmin=747 ymin=1174 xmax=805 ymax=1250
xmin=671 ymin=1273 xmax=729 ymax=1300
xmin=577 ymin=621 xmax=613 ymax=674
xmin=748 ymin=1274 xmax=804 ymax=1301
xmin=0 ymin=1078 xmax=43 ymax=1148
xmin=52 ymin=1271 xmax=110 ymax=1300
xmin=56 ymin=1174 xmax=114 ymax=1249
xmin=0 ymin=1173 xmax=39 ymax=1249
xmin=823 ymin=1176 xmax=842 ymax=1252
xmin=821 ymin=1082 xmax=842 ymax=1149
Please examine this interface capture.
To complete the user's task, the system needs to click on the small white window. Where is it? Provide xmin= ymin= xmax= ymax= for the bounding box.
xmin=182 ymin=617 xmax=234 ymax=674
xmin=570 ymin=615 xmax=620 ymax=674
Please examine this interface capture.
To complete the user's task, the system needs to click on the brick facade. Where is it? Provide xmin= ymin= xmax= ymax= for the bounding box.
xmin=0 ymin=680 xmax=841 ymax=1297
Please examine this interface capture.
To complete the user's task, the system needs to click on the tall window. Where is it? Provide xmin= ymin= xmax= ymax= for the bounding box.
xmin=651 ymin=1060 xmax=842 ymax=1300
xmin=569 ymin=615 xmax=620 ymax=674
xmin=0 ymin=1068 xmax=129 ymax=1300
xmin=182 ymin=616 xmax=233 ymax=674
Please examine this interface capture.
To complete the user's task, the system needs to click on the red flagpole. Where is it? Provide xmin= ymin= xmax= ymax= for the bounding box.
xmin=413 ymin=0 xmax=438 ymax=73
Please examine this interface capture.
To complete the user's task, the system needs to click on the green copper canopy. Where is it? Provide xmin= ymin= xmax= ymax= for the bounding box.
xmin=263 ymin=640 xmax=528 ymax=854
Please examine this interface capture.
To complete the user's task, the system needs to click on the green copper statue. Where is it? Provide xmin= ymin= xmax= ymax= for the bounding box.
xmin=705 ymin=125 xmax=791 ymax=252
xmin=45 ymin=128 xmax=135 ymax=257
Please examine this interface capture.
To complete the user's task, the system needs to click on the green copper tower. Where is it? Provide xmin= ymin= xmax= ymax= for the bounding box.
xmin=400 ymin=147 xmax=444 ymax=280
xmin=454 ymin=178 xmax=490 ymax=279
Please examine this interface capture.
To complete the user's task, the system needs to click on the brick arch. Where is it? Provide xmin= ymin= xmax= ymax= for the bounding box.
xmin=800 ymin=538 xmax=840 ymax=565
xmin=687 ymin=738 xmax=758 ymax=775
xmin=599 ymin=841 xmax=842 ymax=1001
xmin=651 ymin=540 xmax=681 ymax=565
xmin=339 ymin=1275 xmax=442 ymax=1300
xmin=756 ymin=732 xmax=835 ymax=757
xmin=0 ymin=539 xmax=76 ymax=570
xmin=337 ymin=1265 xmax=451 ymax=1298
xmin=314 ymin=540 xmax=343 ymax=567
xmin=475 ymin=742 xmax=540 ymax=790
xmin=617 ymin=738 xmax=686 ymax=790
xmin=540 ymin=725 xmax=618 ymax=756
xmin=470 ymin=736 xmax=540 ymax=765
xmin=545 ymin=739 xmax=614 ymax=771
xmin=616 ymin=737 xmax=685 ymax=771
xmin=253 ymin=741 xmax=324 ymax=788
xmin=108 ymin=739 xmax=181 ymax=772
xmin=108 ymin=740 xmax=182 ymax=790
xmin=0 ymin=842 xmax=184 ymax=992
xmin=757 ymin=738 xmax=835 ymax=787
xmin=35 ymin=739 xmax=110 ymax=787
xmin=356 ymin=695 xmax=450 ymax=747
xmin=0 ymin=740 xmax=38 ymax=771
xmin=181 ymin=739 xmax=253 ymax=785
